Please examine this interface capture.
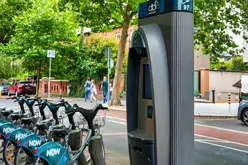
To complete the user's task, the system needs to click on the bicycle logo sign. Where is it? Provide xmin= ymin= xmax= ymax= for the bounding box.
xmin=46 ymin=148 xmax=61 ymax=157
xmin=148 ymin=0 xmax=160 ymax=15
xmin=29 ymin=140 xmax=42 ymax=147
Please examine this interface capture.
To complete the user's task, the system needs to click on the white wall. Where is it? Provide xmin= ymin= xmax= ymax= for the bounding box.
xmin=210 ymin=71 xmax=248 ymax=93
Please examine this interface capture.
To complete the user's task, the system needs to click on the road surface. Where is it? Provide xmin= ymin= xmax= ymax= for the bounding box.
xmin=1 ymin=99 xmax=248 ymax=165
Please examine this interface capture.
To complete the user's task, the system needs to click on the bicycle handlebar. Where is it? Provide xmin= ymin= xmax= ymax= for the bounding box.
xmin=72 ymin=104 xmax=108 ymax=132
xmin=73 ymin=104 xmax=108 ymax=112
xmin=6 ymin=96 xmax=23 ymax=102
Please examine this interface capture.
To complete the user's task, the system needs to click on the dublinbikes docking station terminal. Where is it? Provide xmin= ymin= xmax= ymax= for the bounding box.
xmin=126 ymin=0 xmax=194 ymax=165
xmin=0 ymin=0 xmax=194 ymax=165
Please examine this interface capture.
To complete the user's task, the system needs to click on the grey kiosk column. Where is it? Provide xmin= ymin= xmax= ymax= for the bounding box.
xmin=127 ymin=0 xmax=194 ymax=165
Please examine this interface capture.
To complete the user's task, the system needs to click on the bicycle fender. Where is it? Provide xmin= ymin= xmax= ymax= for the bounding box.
xmin=34 ymin=142 xmax=70 ymax=165
xmin=0 ymin=120 xmax=8 ymax=125
xmin=19 ymin=133 xmax=47 ymax=153
xmin=0 ymin=123 xmax=18 ymax=139
xmin=9 ymin=128 xmax=32 ymax=144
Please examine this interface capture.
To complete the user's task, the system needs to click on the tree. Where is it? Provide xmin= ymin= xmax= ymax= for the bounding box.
xmin=69 ymin=33 xmax=119 ymax=97
xmin=65 ymin=0 xmax=145 ymax=105
xmin=0 ymin=54 xmax=20 ymax=79
xmin=211 ymin=56 xmax=248 ymax=72
xmin=229 ymin=56 xmax=248 ymax=71
xmin=195 ymin=0 xmax=248 ymax=63
xmin=61 ymin=0 xmax=248 ymax=105
xmin=0 ymin=0 xmax=78 ymax=94
xmin=0 ymin=0 xmax=33 ymax=44
xmin=210 ymin=61 xmax=230 ymax=70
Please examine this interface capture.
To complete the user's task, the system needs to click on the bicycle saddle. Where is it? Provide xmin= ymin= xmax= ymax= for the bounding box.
xmin=47 ymin=102 xmax=61 ymax=112
xmin=36 ymin=119 xmax=54 ymax=130
xmin=21 ymin=116 xmax=37 ymax=125
xmin=52 ymin=127 xmax=69 ymax=138
xmin=1 ymin=109 xmax=14 ymax=117
xmin=9 ymin=113 xmax=22 ymax=121
xmin=0 ymin=107 xmax=6 ymax=111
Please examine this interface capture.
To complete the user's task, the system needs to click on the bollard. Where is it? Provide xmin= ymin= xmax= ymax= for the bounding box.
xmin=228 ymin=94 xmax=231 ymax=104
xmin=212 ymin=90 xmax=215 ymax=104
xmin=60 ymin=89 xmax=62 ymax=100
xmin=228 ymin=93 xmax=231 ymax=114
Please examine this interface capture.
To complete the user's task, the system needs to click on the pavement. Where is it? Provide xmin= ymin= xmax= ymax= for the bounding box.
xmin=103 ymin=116 xmax=248 ymax=165
xmin=107 ymin=101 xmax=239 ymax=118
xmin=1 ymin=97 xmax=248 ymax=165
xmin=0 ymin=95 xmax=239 ymax=117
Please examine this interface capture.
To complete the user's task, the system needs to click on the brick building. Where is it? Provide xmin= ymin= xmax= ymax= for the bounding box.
xmin=39 ymin=77 xmax=70 ymax=95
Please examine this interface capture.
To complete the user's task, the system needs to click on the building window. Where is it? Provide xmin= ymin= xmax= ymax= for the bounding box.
xmin=116 ymin=33 xmax=121 ymax=40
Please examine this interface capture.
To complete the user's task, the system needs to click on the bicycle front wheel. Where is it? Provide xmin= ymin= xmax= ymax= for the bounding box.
xmin=3 ymin=140 xmax=16 ymax=165
xmin=34 ymin=157 xmax=49 ymax=165
xmin=14 ymin=147 xmax=34 ymax=165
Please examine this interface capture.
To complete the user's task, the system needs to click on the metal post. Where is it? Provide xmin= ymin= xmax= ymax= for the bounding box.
xmin=107 ymin=49 xmax=110 ymax=105
xmin=48 ymin=57 xmax=52 ymax=99
xmin=212 ymin=90 xmax=215 ymax=104
xmin=169 ymin=12 xmax=194 ymax=165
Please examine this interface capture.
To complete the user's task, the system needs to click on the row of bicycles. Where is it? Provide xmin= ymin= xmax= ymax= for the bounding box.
xmin=0 ymin=95 xmax=108 ymax=165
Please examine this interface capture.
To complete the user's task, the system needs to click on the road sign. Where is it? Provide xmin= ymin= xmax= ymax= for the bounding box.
xmin=47 ymin=50 xmax=56 ymax=99
xmin=110 ymin=59 xmax=114 ymax=69
xmin=47 ymin=50 xmax=56 ymax=58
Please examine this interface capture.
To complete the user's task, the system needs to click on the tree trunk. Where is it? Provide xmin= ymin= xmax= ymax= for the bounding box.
xmin=36 ymin=61 xmax=42 ymax=96
xmin=111 ymin=17 xmax=131 ymax=106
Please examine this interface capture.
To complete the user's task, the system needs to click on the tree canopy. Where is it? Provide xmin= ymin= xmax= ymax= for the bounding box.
xmin=210 ymin=56 xmax=248 ymax=72
xmin=1 ymin=0 xmax=79 ymax=78
xmin=0 ymin=0 xmax=33 ymax=44
xmin=195 ymin=0 xmax=248 ymax=63
xmin=0 ymin=0 xmax=248 ymax=101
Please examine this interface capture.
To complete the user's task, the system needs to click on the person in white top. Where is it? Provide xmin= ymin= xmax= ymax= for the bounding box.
xmin=91 ymin=79 xmax=97 ymax=102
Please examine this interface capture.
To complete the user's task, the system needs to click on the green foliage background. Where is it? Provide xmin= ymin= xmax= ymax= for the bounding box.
xmin=0 ymin=0 xmax=248 ymax=99
xmin=69 ymin=34 xmax=119 ymax=97
xmin=211 ymin=56 xmax=248 ymax=72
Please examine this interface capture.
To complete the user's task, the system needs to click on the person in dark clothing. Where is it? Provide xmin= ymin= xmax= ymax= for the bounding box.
xmin=101 ymin=77 xmax=108 ymax=104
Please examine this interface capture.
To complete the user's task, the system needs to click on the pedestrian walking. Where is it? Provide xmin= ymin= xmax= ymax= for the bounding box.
xmin=84 ymin=77 xmax=92 ymax=102
xmin=91 ymin=79 xmax=97 ymax=102
xmin=101 ymin=77 xmax=109 ymax=104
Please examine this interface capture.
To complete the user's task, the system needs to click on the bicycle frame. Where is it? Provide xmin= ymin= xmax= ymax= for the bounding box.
xmin=16 ymin=101 xmax=75 ymax=160
xmin=34 ymin=129 xmax=92 ymax=165
xmin=16 ymin=119 xmax=58 ymax=154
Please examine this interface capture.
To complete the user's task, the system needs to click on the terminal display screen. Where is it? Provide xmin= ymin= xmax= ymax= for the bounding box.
xmin=143 ymin=64 xmax=152 ymax=99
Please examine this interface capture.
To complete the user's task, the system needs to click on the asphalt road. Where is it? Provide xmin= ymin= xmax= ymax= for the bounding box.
xmin=104 ymin=117 xmax=248 ymax=165
xmin=1 ymin=99 xmax=248 ymax=165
